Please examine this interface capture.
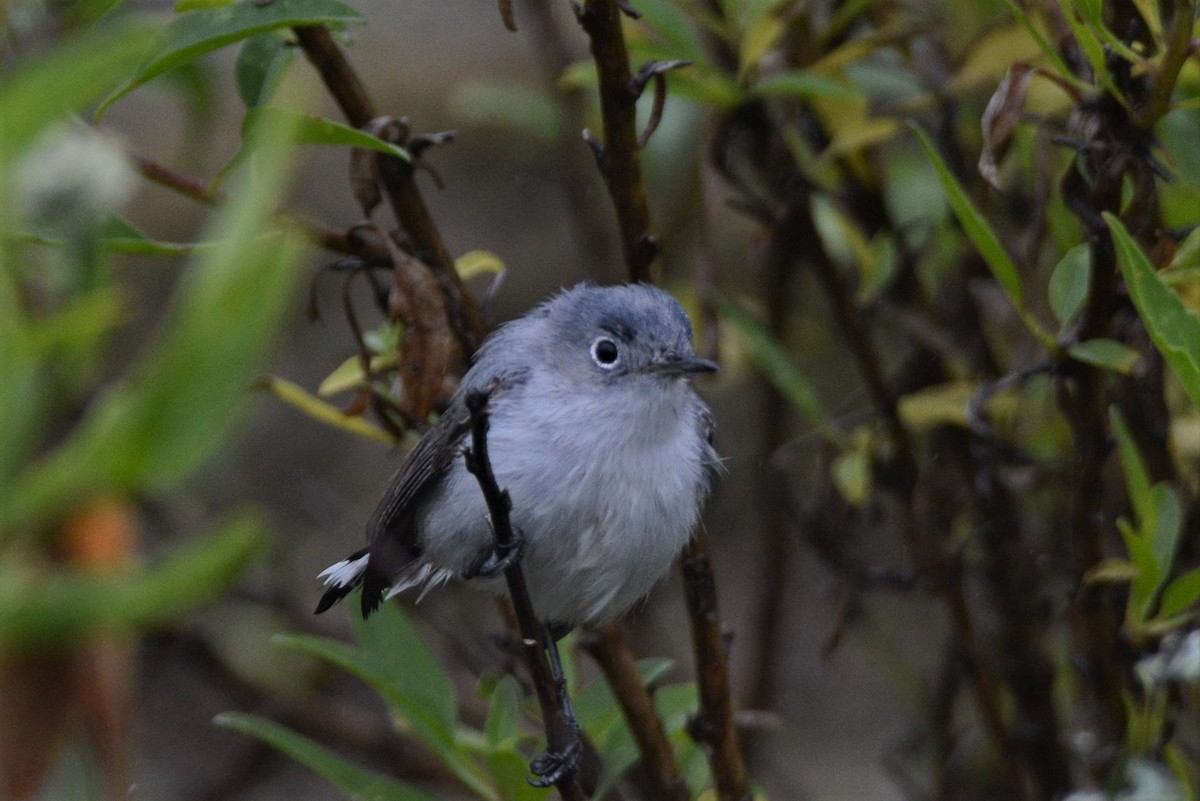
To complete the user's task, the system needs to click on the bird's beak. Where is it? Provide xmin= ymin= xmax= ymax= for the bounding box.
xmin=648 ymin=355 xmax=720 ymax=375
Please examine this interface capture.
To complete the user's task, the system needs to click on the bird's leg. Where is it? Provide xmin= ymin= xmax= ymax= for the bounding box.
xmin=529 ymin=624 xmax=584 ymax=787
xmin=463 ymin=527 xmax=526 ymax=578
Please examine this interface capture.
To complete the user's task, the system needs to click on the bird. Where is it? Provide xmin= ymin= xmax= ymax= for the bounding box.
xmin=315 ymin=282 xmax=719 ymax=635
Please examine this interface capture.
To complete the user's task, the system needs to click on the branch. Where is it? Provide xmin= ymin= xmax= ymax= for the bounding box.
xmin=130 ymin=152 xmax=353 ymax=254
xmin=681 ymin=534 xmax=751 ymax=801
xmin=575 ymin=0 xmax=660 ymax=283
xmin=461 ymin=390 xmax=586 ymax=801
xmin=291 ymin=24 xmax=485 ymax=355
xmin=581 ymin=622 xmax=690 ymax=801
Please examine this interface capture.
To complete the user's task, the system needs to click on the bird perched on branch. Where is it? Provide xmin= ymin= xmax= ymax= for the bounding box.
xmin=316 ymin=282 xmax=719 ymax=633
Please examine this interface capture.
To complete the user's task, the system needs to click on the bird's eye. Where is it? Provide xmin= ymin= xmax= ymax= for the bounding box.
xmin=590 ymin=337 xmax=620 ymax=369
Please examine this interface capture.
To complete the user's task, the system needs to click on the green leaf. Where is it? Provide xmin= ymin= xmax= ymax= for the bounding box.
xmin=1067 ymin=338 xmax=1140 ymax=374
xmin=1049 ymin=244 xmax=1091 ymax=326
xmin=1107 ymin=212 xmax=1200 ymax=409
xmin=1110 ymin=408 xmax=1154 ymax=527
xmin=911 ymin=124 xmax=1053 ymax=347
xmin=235 ymin=32 xmax=296 ymax=108
xmin=2 ymin=110 xmax=306 ymax=534
xmin=1168 ymin=226 xmax=1200 ymax=273
xmin=1160 ymin=568 xmax=1200 ymax=618
xmin=1119 ymin=518 xmax=1163 ymax=624
xmin=215 ymin=713 xmax=440 ymax=801
xmin=243 ymin=107 xmax=411 ymax=162
xmin=277 ymin=602 xmax=497 ymax=801
xmin=0 ymin=514 xmax=265 ymax=650
xmin=1150 ymin=483 xmax=1183 ymax=581
xmin=0 ymin=24 xmax=154 ymax=157
xmin=95 ymin=0 xmax=362 ymax=117
xmin=484 ymin=674 xmax=522 ymax=750
xmin=711 ymin=292 xmax=843 ymax=445
xmin=752 ymin=70 xmax=856 ymax=100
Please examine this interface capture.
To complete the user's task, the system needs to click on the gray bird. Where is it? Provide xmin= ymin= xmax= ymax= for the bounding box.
xmin=316 ymin=282 xmax=719 ymax=633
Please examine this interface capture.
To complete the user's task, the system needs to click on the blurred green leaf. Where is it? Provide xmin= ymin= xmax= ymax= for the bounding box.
xmin=1119 ymin=517 xmax=1163 ymax=624
xmin=95 ymin=0 xmax=362 ymax=117
xmin=711 ymin=292 xmax=844 ymax=445
xmin=235 ymin=32 xmax=296 ymax=108
xmin=277 ymin=602 xmax=497 ymax=801
xmin=1111 ymin=408 xmax=1154 ymax=527
xmin=1107 ymin=212 xmax=1200 ymax=409
xmin=1067 ymin=338 xmax=1140 ymax=374
xmin=455 ymin=250 xmax=506 ymax=281
xmin=2 ymin=110 xmax=306 ymax=535
xmin=1167 ymin=226 xmax=1200 ymax=273
xmin=1150 ymin=483 xmax=1183 ymax=582
xmin=215 ymin=712 xmax=440 ymax=801
xmin=1159 ymin=568 xmax=1200 ymax=618
xmin=484 ymin=674 xmax=522 ymax=750
xmin=0 ymin=514 xmax=265 ymax=650
xmin=1000 ymin=0 xmax=1086 ymax=90
xmin=0 ymin=24 xmax=153 ymax=157
xmin=832 ymin=446 xmax=872 ymax=506
xmin=752 ymin=70 xmax=856 ymax=100
xmin=317 ymin=354 xmax=397 ymax=397
xmin=1049 ymin=244 xmax=1091 ymax=327
xmin=1056 ymin=0 xmax=1114 ymax=95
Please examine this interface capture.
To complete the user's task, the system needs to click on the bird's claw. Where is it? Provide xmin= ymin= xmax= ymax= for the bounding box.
xmin=465 ymin=531 xmax=525 ymax=578
xmin=528 ymin=725 xmax=584 ymax=788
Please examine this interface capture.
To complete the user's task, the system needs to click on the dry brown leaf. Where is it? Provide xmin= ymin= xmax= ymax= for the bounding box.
xmin=979 ymin=62 xmax=1038 ymax=190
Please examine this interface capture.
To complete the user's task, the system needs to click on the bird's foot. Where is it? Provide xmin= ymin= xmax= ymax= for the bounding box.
xmin=528 ymin=723 xmax=584 ymax=788
xmin=465 ymin=531 xmax=525 ymax=578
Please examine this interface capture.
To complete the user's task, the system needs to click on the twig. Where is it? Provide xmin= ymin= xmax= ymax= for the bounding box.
xmin=575 ymin=0 xmax=661 ymax=282
xmin=681 ymin=534 xmax=751 ymax=801
xmin=130 ymin=152 xmax=352 ymax=253
xmin=581 ymin=622 xmax=690 ymax=801
xmin=291 ymin=24 xmax=485 ymax=355
xmin=461 ymin=390 xmax=586 ymax=801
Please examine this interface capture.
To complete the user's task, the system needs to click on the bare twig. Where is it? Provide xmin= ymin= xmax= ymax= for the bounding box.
xmin=461 ymin=391 xmax=587 ymax=801
xmin=581 ymin=623 xmax=690 ymax=801
xmin=681 ymin=534 xmax=751 ymax=801
xmin=575 ymin=0 xmax=661 ymax=282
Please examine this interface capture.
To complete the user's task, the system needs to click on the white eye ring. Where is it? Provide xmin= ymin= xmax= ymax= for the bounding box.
xmin=590 ymin=337 xmax=620 ymax=369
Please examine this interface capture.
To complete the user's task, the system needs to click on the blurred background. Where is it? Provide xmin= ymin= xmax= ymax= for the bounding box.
xmin=4 ymin=0 xmax=1199 ymax=799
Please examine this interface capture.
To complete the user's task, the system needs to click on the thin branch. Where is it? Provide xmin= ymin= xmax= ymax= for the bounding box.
xmin=681 ymin=533 xmax=751 ymax=801
xmin=1133 ymin=0 xmax=1196 ymax=129
xmin=581 ymin=622 xmax=690 ymax=801
xmin=461 ymin=390 xmax=587 ymax=801
xmin=576 ymin=0 xmax=661 ymax=282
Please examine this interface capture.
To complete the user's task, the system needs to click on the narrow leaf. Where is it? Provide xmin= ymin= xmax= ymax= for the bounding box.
xmin=96 ymin=0 xmax=361 ymax=117
xmin=1110 ymin=407 xmax=1154 ymax=527
xmin=243 ymin=107 xmax=411 ymax=162
xmin=752 ymin=70 xmax=852 ymax=100
xmin=1107 ymin=213 xmax=1200 ymax=409
xmin=235 ymin=32 xmax=296 ymax=109
xmin=216 ymin=713 xmax=439 ymax=801
xmin=1068 ymin=338 xmax=1140 ymax=374
xmin=258 ymin=375 xmax=397 ymax=444
xmin=911 ymin=124 xmax=1052 ymax=346
xmin=711 ymin=292 xmax=842 ymax=444
xmin=454 ymin=250 xmax=505 ymax=280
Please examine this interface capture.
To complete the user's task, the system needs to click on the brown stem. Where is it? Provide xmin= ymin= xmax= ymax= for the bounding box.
xmin=291 ymin=24 xmax=485 ymax=354
xmin=576 ymin=0 xmax=660 ymax=283
xmin=681 ymin=534 xmax=751 ymax=801
xmin=581 ymin=623 xmax=690 ymax=801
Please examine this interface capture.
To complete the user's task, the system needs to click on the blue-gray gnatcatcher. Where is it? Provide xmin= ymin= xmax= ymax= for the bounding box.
xmin=316 ymin=283 xmax=719 ymax=632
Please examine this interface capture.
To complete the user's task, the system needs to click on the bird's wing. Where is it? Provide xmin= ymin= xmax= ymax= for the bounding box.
xmin=358 ymin=367 xmax=528 ymax=615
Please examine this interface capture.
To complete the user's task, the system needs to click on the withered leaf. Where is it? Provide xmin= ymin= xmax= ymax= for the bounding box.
xmin=382 ymin=236 xmax=452 ymax=422
xmin=979 ymin=62 xmax=1038 ymax=190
